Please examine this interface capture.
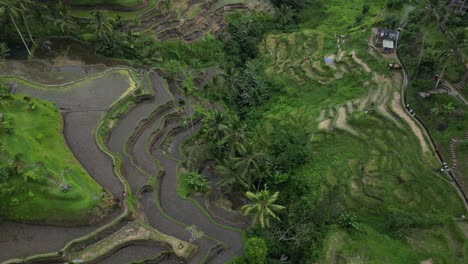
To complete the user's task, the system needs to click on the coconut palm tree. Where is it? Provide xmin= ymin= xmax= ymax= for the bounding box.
xmin=0 ymin=0 xmax=31 ymax=55
xmin=216 ymin=157 xmax=251 ymax=190
xmin=222 ymin=114 xmax=249 ymax=155
xmin=443 ymin=102 xmax=455 ymax=115
xmin=241 ymin=190 xmax=285 ymax=228
xmin=430 ymin=103 xmax=440 ymax=115
xmin=89 ymin=10 xmax=113 ymax=43
xmin=53 ymin=1 xmax=75 ymax=33
xmin=17 ymin=0 xmax=36 ymax=45
xmin=233 ymin=143 xmax=270 ymax=190
xmin=221 ymin=66 xmax=240 ymax=101
xmin=201 ymin=110 xmax=231 ymax=144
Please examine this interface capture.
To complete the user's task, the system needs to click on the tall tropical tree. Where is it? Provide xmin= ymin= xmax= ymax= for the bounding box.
xmin=216 ymin=157 xmax=251 ymax=190
xmin=53 ymin=1 xmax=75 ymax=33
xmin=89 ymin=10 xmax=113 ymax=43
xmin=233 ymin=143 xmax=270 ymax=190
xmin=222 ymin=113 xmax=249 ymax=155
xmin=201 ymin=110 xmax=231 ymax=144
xmin=0 ymin=0 xmax=31 ymax=55
xmin=221 ymin=65 xmax=240 ymax=101
xmin=17 ymin=0 xmax=36 ymax=45
xmin=241 ymin=190 xmax=285 ymax=228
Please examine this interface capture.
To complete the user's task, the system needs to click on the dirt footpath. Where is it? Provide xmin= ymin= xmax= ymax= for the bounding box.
xmin=391 ymin=92 xmax=430 ymax=153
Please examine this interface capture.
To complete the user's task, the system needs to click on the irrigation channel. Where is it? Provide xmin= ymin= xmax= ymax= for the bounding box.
xmin=0 ymin=39 xmax=248 ymax=264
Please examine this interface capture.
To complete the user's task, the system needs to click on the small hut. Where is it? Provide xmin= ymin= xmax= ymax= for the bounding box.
xmin=374 ymin=28 xmax=398 ymax=53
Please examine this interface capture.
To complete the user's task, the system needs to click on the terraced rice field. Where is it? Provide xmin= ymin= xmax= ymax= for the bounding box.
xmin=0 ymin=51 xmax=247 ymax=263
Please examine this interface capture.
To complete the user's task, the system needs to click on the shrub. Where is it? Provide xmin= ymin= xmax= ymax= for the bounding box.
xmin=244 ymin=237 xmax=268 ymax=264
xmin=184 ymin=172 xmax=210 ymax=193
xmin=362 ymin=3 xmax=370 ymax=14
xmin=338 ymin=211 xmax=363 ymax=231
xmin=0 ymin=82 xmax=11 ymax=99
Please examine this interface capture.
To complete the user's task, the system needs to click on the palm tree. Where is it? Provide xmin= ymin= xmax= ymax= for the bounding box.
xmin=89 ymin=10 xmax=113 ymax=43
xmin=233 ymin=143 xmax=270 ymax=190
xmin=218 ymin=65 xmax=242 ymax=103
xmin=0 ymin=42 xmax=10 ymax=58
xmin=443 ymin=102 xmax=455 ymax=115
xmin=201 ymin=110 xmax=231 ymax=143
xmin=17 ymin=0 xmax=36 ymax=46
xmin=53 ymin=1 xmax=75 ymax=33
xmin=430 ymin=103 xmax=439 ymax=114
xmin=241 ymin=190 xmax=285 ymax=228
xmin=216 ymin=157 xmax=251 ymax=190
xmin=0 ymin=0 xmax=31 ymax=55
xmin=223 ymin=114 xmax=249 ymax=155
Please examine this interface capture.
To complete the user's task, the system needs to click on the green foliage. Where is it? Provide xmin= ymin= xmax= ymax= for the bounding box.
xmin=183 ymin=172 xmax=210 ymax=193
xmin=0 ymin=42 xmax=10 ymax=58
xmin=235 ymin=59 xmax=274 ymax=111
xmin=88 ymin=10 xmax=113 ymax=42
xmin=383 ymin=206 xmax=437 ymax=238
xmin=0 ymin=81 xmax=11 ymax=99
xmin=0 ymin=93 xmax=109 ymax=223
xmin=386 ymin=0 xmax=405 ymax=9
xmin=96 ymin=33 xmax=224 ymax=69
xmin=243 ymin=237 xmax=268 ymax=264
xmin=241 ymin=190 xmax=285 ymax=228
xmin=380 ymin=14 xmax=399 ymax=29
xmin=225 ymin=13 xmax=276 ymax=67
xmin=263 ymin=113 xmax=312 ymax=174
xmin=338 ymin=211 xmax=363 ymax=231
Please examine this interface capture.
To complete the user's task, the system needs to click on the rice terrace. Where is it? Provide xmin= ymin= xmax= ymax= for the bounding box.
xmin=0 ymin=0 xmax=466 ymax=263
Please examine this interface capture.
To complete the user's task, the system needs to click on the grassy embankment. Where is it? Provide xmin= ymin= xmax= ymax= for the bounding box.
xmin=234 ymin=0 xmax=466 ymax=262
xmin=0 ymin=89 xmax=112 ymax=224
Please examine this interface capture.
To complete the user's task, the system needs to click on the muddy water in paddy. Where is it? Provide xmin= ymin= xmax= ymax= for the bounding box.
xmin=96 ymin=243 xmax=170 ymax=264
xmin=148 ymin=125 xmax=244 ymax=263
xmin=0 ymin=71 xmax=128 ymax=262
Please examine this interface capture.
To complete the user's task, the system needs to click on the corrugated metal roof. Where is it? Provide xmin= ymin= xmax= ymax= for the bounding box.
xmin=383 ymin=39 xmax=394 ymax=49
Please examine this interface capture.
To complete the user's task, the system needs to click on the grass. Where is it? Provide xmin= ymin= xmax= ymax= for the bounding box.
xmin=247 ymin=0 xmax=466 ymax=261
xmin=0 ymin=93 xmax=111 ymax=224
xmin=323 ymin=222 xmax=466 ymax=263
